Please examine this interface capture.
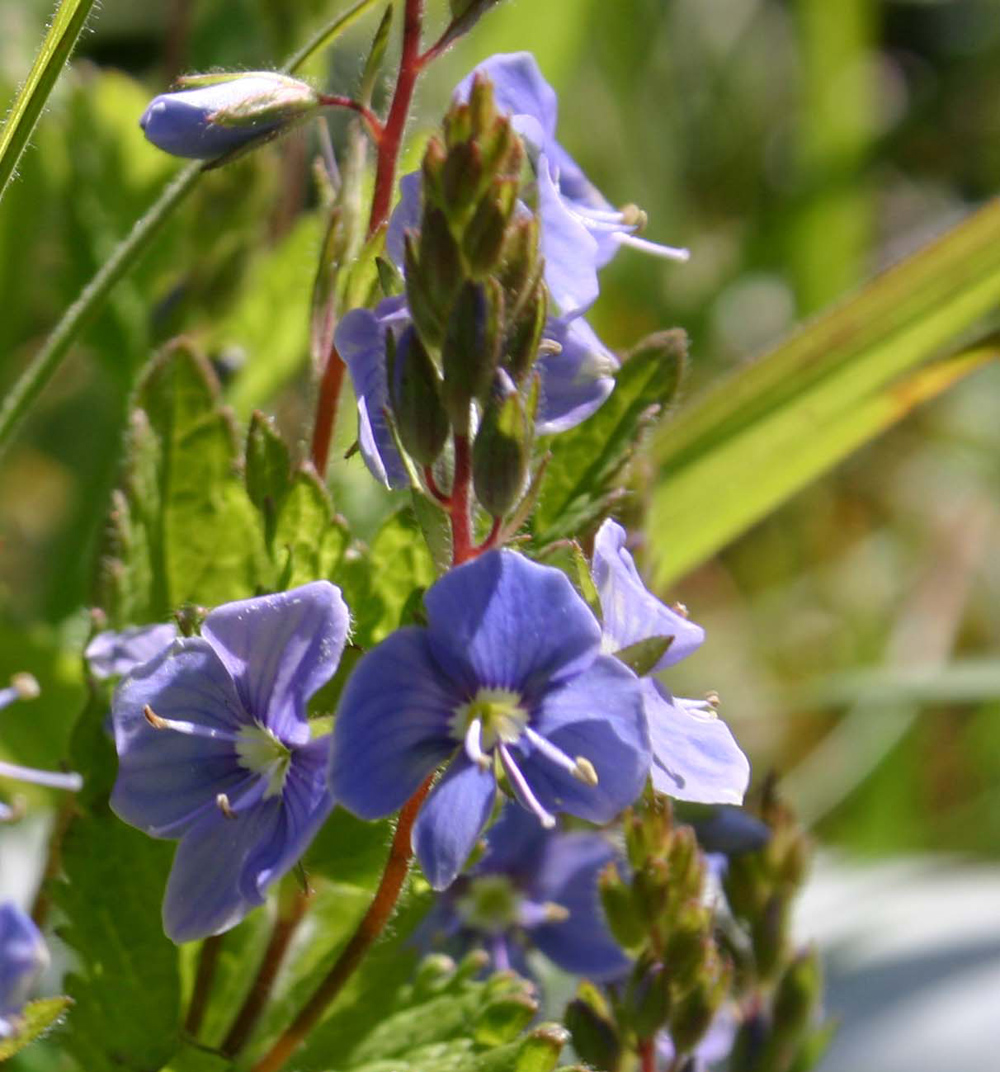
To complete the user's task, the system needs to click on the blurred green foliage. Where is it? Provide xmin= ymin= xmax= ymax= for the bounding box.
xmin=2 ymin=0 xmax=1000 ymax=915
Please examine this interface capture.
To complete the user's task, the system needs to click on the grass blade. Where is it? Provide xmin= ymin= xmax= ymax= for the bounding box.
xmin=0 ymin=0 xmax=97 ymax=204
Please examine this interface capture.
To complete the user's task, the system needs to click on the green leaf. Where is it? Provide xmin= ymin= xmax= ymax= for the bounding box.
xmin=614 ymin=635 xmax=674 ymax=676
xmin=0 ymin=0 xmax=97 ymax=204
xmin=54 ymin=701 xmax=181 ymax=1071
xmin=303 ymin=807 xmax=394 ymax=887
xmin=130 ymin=342 xmax=269 ymax=614
xmin=340 ymin=507 xmax=437 ymax=648
xmin=649 ymin=330 xmax=999 ymax=585
xmin=534 ymin=330 xmax=687 ymax=542
xmin=272 ymin=466 xmax=350 ymax=590
xmin=0 ymin=997 xmax=72 ymax=1060
xmin=246 ymin=411 xmax=294 ymax=547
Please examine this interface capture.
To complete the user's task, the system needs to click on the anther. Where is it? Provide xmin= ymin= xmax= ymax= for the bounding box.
xmin=144 ymin=704 xmax=168 ymax=729
xmin=216 ymin=793 xmax=237 ymax=820
xmin=671 ymin=602 xmax=690 ymax=619
xmin=538 ymin=339 xmax=563 ymax=357
xmin=705 ymin=691 xmax=720 ymax=708
xmin=542 ymin=901 xmax=570 ymax=923
xmin=573 ymin=756 xmax=599 ymax=787
xmin=11 ymin=673 xmax=40 ymax=701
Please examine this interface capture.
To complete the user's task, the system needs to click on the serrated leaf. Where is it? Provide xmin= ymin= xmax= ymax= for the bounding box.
xmin=534 ymin=331 xmax=687 ymax=542
xmin=339 ymin=507 xmax=437 ymax=648
xmin=246 ymin=411 xmax=293 ymax=547
xmin=272 ymin=466 xmax=349 ymax=589
xmin=0 ymin=996 xmax=72 ymax=1060
xmin=411 ymin=490 xmax=452 ymax=575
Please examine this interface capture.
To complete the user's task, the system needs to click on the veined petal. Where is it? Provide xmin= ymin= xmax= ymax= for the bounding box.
xmin=536 ymin=315 xmax=618 ymax=434
xmin=644 ymin=681 xmax=749 ymax=805
xmin=335 ymin=298 xmax=411 ymax=490
xmin=592 ymin=519 xmax=705 ymax=669
xmin=536 ymin=153 xmax=601 ymax=314
xmin=163 ymin=796 xmax=282 ymax=943
xmin=477 ymin=800 xmax=551 ymax=882
xmin=520 ymin=654 xmax=649 ymax=823
xmin=530 ymin=833 xmax=630 ymax=980
xmin=424 ymin=550 xmax=602 ymax=698
xmin=413 ymin=757 xmax=497 ymax=890
xmin=330 ymin=627 xmax=457 ymax=820
xmin=202 ymin=582 xmax=349 ymax=745
xmin=454 ymin=52 xmax=559 ymax=143
xmin=111 ymin=639 xmax=248 ymax=838
xmin=85 ymin=623 xmax=178 ymax=680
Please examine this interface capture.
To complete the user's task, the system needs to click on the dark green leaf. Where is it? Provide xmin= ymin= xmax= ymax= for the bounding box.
xmin=246 ymin=411 xmax=293 ymax=547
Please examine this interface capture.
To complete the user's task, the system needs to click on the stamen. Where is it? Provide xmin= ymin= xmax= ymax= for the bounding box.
xmin=671 ymin=601 xmax=690 ymax=619
xmin=498 ymin=744 xmax=556 ymax=829
xmin=0 ymin=760 xmax=83 ymax=792
xmin=143 ymin=704 xmax=238 ymax=741
xmin=464 ymin=717 xmax=491 ymax=771
xmin=524 ymin=727 xmax=599 ymax=787
xmin=11 ymin=673 xmax=40 ymax=701
xmin=611 ymin=231 xmax=691 ymax=262
xmin=518 ymin=897 xmax=571 ymax=928
xmin=538 ymin=339 xmax=563 ymax=357
xmin=216 ymin=792 xmax=237 ymax=820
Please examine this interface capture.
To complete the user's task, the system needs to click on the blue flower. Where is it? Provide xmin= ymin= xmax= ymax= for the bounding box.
xmin=140 ymin=72 xmax=318 ymax=160
xmin=0 ymin=675 xmax=82 ymax=821
xmin=0 ymin=903 xmax=48 ymax=1039
xmin=454 ymin=53 xmax=689 ymax=315
xmin=330 ymin=550 xmax=650 ymax=890
xmin=110 ymin=582 xmax=348 ymax=942
xmin=85 ymin=623 xmax=179 ymax=680
xmin=420 ymin=804 xmax=630 ymax=981
xmin=592 ymin=520 xmax=749 ymax=805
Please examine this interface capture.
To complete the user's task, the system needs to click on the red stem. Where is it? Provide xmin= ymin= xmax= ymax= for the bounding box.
xmin=367 ymin=0 xmax=424 ymax=236
xmin=184 ymin=934 xmax=223 ymax=1038
xmin=638 ymin=1037 xmax=658 ymax=1072
xmin=474 ymin=515 xmax=502 ymax=555
xmin=249 ymin=776 xmax=434 ymax=1072
xmin=221 ymin=889 xmax=312 ymax=1057
xmin=423 ymin=464 xmax=451 ymax=505
xmin=449 ymin=433 xmax=474 ymax=565
xmin=317 ymin=95 xmax=384 ymax=142
xmin=310 ymin=343 xmax=347 ymax=475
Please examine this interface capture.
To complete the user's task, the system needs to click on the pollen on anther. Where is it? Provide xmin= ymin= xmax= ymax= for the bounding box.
xmin=216 ymin=793 xmax=237 ymax=820
xmin=144 ymin=704 xmax=168 ymax=729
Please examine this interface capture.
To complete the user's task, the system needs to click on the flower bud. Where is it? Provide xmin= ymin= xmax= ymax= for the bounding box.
xmin=598 ymin=861 xmax=647 ymax=950
xmin=389 ymin=328 xmax=449 ymax=466
xmin=442 ymin=280 xmax=503 ymax=426
xmin=406 ymin=211 xmax=463 ymax=348
xmin=503 ymin=276 xmax=547 ymax=384
xmin=667 ymin=950 xmax=732 ymax=1056
xmin=140 ymin=72 xmax=320 ymax=160
xmin=770 ymin=948 xmax=822 ymax=1048
xmin=564 ymin=996 xmax=621 ymax=1071
xmin=464 ymin=178 xmax=519 ymax=277
xmin=628 ymin=963 xmax=672 ymax=1039
xmin=472 ymin=373 xmax=529 ymax=518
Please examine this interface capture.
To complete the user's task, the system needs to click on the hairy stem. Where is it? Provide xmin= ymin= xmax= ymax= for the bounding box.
xmin=222 ymin=888 xmax=313 ymax=1057
xmin=249 ymin=776 xmax=434 ymax=1072
xmin=367 ymin=0 xmax=424 ymax=236
xmin=310 ymin=343 xmax=347 ymax=475
xmin=449 ymin=432 xmax=474 ymax=565
xmin=184 ymin=935 xmax=223 ymax=1038
xmin=638 ymin=1037 xmax=658 ymax=1072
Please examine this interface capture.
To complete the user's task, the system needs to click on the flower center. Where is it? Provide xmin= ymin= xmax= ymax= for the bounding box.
xmin=456 ymin=875 xmax=521 ymax=933
xmin=236 ymin=724 xmax=292 ymax=799
xmin=451 ymin=687 xmax=529 ymax=754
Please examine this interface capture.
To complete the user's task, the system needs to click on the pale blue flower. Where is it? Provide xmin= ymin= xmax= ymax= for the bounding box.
xmin=0 ymin=903 xmax=48 ymax=1039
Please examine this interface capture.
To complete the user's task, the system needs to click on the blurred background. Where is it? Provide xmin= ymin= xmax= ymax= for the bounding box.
xmin=1 ymin=0 xmax=999 ymax=1067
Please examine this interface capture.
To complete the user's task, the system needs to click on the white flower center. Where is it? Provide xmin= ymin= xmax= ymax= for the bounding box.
xmin=236 ymin=724 xmax=292 ymax=799
xmin=451 ymin=687 xmax=529 ymax=753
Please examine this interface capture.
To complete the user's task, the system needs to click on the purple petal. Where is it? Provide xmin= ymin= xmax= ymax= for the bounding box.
xmin=385 ymin=171 xmax=423 ymax=271
xmin=163 ymin=793 xmax=280 ymax=942
xmin=85 ymin=623 xmax=179 ymax=680
xmin=202 ymin=581 xmax=349 ymax=746
xmin=477 ymin=800 xmax=551 ymax=882
xmin=413 ymin=757 xmax=497 ymax=890
xmin=110 ymin=639 xmax=249 ymax=838
xmin=592 ymin=519 xmax=705 ymax=669
xmin=330 ymin=627 xmax=457 ymax=820
xmin=645 ymin=682 xmax=749 ymax=806
xmin=335 ymin=298 xmax=412 ymax=490
xmin=0 ymin=903 xmax=48 ymax=1024
xmin=537 ymin=153 xmax=601 ymax=314
xmin=530 ymin=833 xmax=631 ymax=980
xmin=454 ymin=52 xmax=559 ymax=144
xmin=423 ymin=550 xmax=602 ymax=697
xmin=521 ymin=654 xmax=649 ymax=823
xmin=536 ymin=315 xmax=618 ymax=434
xmin=140 ymin=75 xmax=288 ymax=159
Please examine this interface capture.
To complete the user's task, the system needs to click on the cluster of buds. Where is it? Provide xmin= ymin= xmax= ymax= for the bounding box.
xmin=722 ymin=781 xmax=829 ymax=1072
xmin=566 ymin=797 xmax=733 ymax=1069
xmin=391 ymin=76 xmax=545 ymax=519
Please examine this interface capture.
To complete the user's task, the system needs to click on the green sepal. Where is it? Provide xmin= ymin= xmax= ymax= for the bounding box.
xmin=614 ymin=635 xmax=675 ymax=676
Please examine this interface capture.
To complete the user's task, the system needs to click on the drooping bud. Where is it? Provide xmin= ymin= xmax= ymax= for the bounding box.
xmin=472 ymin=373 xmax=529 ymax=518
xmin=564 ymin=994 xmax=622 ymax=1072
xmin=442 ymin=280 xmax=504 ymax=427
xmin=140 ymin=72 xmax=320 ymax=160
xmin=388 ymin=328 xmax=449 ymax=466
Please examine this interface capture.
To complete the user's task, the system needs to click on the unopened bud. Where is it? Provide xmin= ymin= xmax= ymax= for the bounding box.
xmin=442 ymin=281 xmax=504 ymax=426
xmin=629 ymin=963 xmax=672 ymax=1039
xmin=662 ymin=902 xmax=713 ymax=985
xmin=564 ymin=997 xmax=621 ymax=1071
xmin=140 ymin=72 xmax=319 ymax=160
xmin=407 ymin=210 xmax=464 ymax=348
xmin=389 ymin=328 xmax=449 ymax=466
xmin=598 ymin=862 xmax=647 ymax=951
xmin=464 ymin=178 xmax=519 ymax=277
xmin=667 ymin=951 xmax=732 ymax=1056
xmin=771 ymin=948 xmax=822 ymax=1048
xmin=472 ymin=376 xmax=529 ymax=517
xmin=503 ymin=277 xmax=547 ymax=384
